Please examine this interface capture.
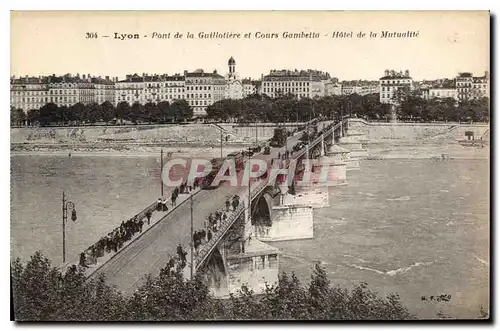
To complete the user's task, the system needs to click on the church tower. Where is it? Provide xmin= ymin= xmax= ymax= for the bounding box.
xmin=228 ymin=56 xmax=236 ymax=78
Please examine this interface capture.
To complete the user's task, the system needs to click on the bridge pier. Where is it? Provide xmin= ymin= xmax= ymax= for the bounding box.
xmin=256 ymin=204 xmax=314 ymax=242
xmin=337 ymin=129 xmax=368 ymax=170
xmin=202 ymin=198 xmax=281 ymax=298
xmin=317 ymin=144 xmax=349 ymax=186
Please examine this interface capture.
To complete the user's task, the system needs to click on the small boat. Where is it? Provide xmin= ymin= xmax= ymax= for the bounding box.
xmin=458 ymin=139 xmax=488 ymax=148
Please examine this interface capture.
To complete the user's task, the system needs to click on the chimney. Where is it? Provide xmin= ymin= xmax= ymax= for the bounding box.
xmin=384 ymin=69 xmax=389 ymax=76
xmin=105 ymin=76 xmax=109 ymax=80
xmin=184 ymin=70 xmax=188 ymax=76
xmin=405 ymin=69 xmax=409 ymax=77
xmin=82 ymin=74 xmax=86 ymax=79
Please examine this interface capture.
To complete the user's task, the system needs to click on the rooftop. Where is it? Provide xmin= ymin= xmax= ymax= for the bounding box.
xmin=263 ymin=69 xmax=331 ymax=80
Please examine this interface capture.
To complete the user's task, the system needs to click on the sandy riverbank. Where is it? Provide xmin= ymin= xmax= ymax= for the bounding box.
xmin=11 ymin=139 xmax=490 ymax=160
xmin=365 ymin=141 xmax=489 ymax=160
xmin=10 ymin=144 xmax=246 ymax=158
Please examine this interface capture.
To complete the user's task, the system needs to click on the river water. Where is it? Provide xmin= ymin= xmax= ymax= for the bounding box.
xmin=10 ymin=154 xmax=489 ymax=319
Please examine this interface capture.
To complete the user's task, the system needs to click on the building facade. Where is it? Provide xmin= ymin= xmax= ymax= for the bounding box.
xmin=260 ymin=69 xmax=331 ymax=99
xmin=341 ymin=84 xmax=379 ymax=96
xmin=10 ymin=77 xmax=49 ymax=111
xmin=93 ymin=76 xmax=116 ymax=104
xmin=324 ymin=81 xmax=342 ymax=96
xmin=242 ymin=79 xmax=257 ymax=97
xmin=11 ymin=74 xmax=116 ymax=111
xmin=185 ymin=69 xmax=226 ymax=116
xmin=428 ymin=87 xmax=458 ymax=100
xmin=379 ymin=69 xmax=414 ymax=104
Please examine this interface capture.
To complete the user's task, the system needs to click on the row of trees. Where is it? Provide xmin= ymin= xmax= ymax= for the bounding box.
xmin=11 ymin=100 xmax=193 ymax=127
xmin=10 ymin=93 xmax=490 ymax=128
xmin=11 ymin=252 xmax=416 ymax=321
xmin=205 ymin=93 xmax=391 ymax=123
xmin=396 ymin=96 xmax=490 ymax=122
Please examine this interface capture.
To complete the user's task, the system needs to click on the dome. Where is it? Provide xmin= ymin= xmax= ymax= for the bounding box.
xmin=228 ymin=56 xmax=235 ymax=65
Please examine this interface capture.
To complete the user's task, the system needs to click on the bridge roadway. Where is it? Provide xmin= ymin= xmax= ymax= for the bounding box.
xmin=86 ymin=127 xmax=326 ymax=294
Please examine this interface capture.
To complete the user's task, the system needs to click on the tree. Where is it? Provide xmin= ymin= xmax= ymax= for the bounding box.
xmin=115 ymin=101 xmax=131 ymax=125
xmin=129 ymin=102 xmax=143 ymax=124
xmin=11 ymin=106 xmax=26 ymax=127
xmin=157 ymin=101 xmax=170 ymax=123
xmin=143 ymin=102 xmax=159 ymax=124
xmin=69 ymin=103 xmax=88 ymax=125
xmin=38 ymin=103 xmax=59 ymax=126
xmin=170 ymin=100 xmax=193 ymax=122
xmin=27 ymin=108 xmax=40 ymax=126
xmin=100 ymin=101 xmax=115 ymax=124
xmin=13 ymin=253 xmax=419 ymax=321
xmin=85 ymin=102 xmax=101 ymax=124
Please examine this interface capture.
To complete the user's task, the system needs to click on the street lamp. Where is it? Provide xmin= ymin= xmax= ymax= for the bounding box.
xmin=62 ymin=191 xmax=77 ymax=263
xmin=190 ymin=191 xmax=194 ymax=279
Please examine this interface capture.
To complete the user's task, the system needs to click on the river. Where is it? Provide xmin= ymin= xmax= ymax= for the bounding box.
xmin=10 ymin=154 xmax=489 ymax=319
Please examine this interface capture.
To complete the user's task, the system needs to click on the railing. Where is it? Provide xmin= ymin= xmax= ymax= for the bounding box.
xmin=193 ymin=122 xmax=343 ymax=269
xmin=60 ymin=198 xmax=161 ymax=272
xmin=194 ymin=179 xmax=269 ymax=269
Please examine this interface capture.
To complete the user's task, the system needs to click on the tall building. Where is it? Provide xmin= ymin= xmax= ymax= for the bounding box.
xmin=114 ymin=73 xmax=186 ymax=106
xmin=324 ymin=81 xmax=342 ymax=96
xmin=93 ymin=76 xmax=116 ymax=104
xmin=471 ymin=72 xmax=489 ymax=100
xmin=456 ymin=72 xmax=473 ymax=101
xmin=10 ymin=73 xmax=116 ymax=111
xmin=10 ymin=76 xmax=49 ymax=111
xmin=242 ymin=79 xmax=257 ymax=97
xmin=379 ymin=69 xmax=413 ymax=104
xmin=185 ymin=69 xmax=226 ymax=116
xmin=115 ymin=74 xmax=147 ymax=105
xmin=260 ymin=69 xmax=331 ymax=99
xmin=445 ymin=71 xmax=488 ymax=102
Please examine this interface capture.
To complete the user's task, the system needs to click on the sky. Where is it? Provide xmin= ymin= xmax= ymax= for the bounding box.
xmin=10 ymin=11 xmax=490 ymax=81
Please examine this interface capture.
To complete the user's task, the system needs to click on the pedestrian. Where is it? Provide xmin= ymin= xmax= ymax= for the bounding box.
xmin=201 ymin=229 xmax=206 ymax=241
xmin=225 ymin=199 xmax=230 ymax=212
xmin=171 ymin=193 xmax=177 ymax=207
xmin=207 ymin=229 xmax=212 ymax=241
xmin=138 ymin=218 xmax=144 ymax=233
xmin=146 ymin=210 xmax=152 ymax=226
xmin=180 ymin=250 xmax=187 ymax=268
xmin=222 ymin=213 xmax=227 ymax=221
xmin=208 ymin=213 xmax=213 ymax=224
xmin=162 ymin=197 xmax=169 ymax=211
xmin=157 ymin=198 xmax=162 ymax=211
xmin=177 ymin=244 xmax=183 ymax=259
xmin=79 ymin=252 xmax=87 ymax=268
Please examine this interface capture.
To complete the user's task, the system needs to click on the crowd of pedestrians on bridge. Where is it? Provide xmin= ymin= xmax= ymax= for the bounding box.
xmin=164 ymin=195 xmax=241 ymax=276
xmin=78 ymin=216 xmax=146 ymax=268
xmin=77 ymin=178 xmax=201 ymax=269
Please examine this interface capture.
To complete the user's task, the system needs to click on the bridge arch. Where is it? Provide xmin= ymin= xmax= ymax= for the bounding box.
xmin=252 ymin=191 xmax=275 ymax=228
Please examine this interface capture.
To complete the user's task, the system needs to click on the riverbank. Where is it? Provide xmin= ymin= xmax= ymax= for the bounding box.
xmin=10 ymin=143 xmax=246 ymax=158
xmin=11 ymin=140 xmax=490 ymax=161
xmin=365 ymin=141 xmax=489 ymax=160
